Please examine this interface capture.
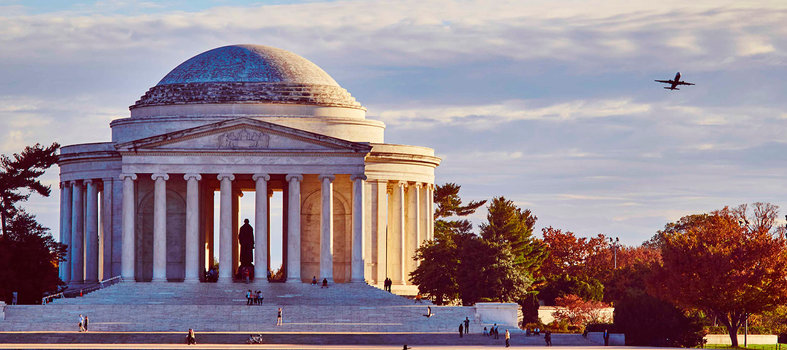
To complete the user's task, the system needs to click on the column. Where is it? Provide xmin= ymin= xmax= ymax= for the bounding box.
xmin=184 ymin=173 xmax=201 ymax=283
xmin=253 ymin=174 xmax=270 ymax=283
xmin=60 ymin=183 xmax=72 ymax=284
xmin=427 ymin=184 xmax=434 ymax=240
xmin=120 ymin=174 xmax=137 ymax=282
xmin=232 ymin=191 xmax=240 ymax=275
xmin=217 ymin=174 xmax=235 ymax=282
xmin=396 ymin=181 xmax=406 ymax=285
xmin=101 ymin=178 xmax=114 ymax=280
xmin=375 ymin=181 xmax=387 ymax=284
xmin=151 ymin=173 xmax=169 ymax=282
xmin=285 ymin=174 xmax=302 ymax=283
xmin=319 ymin=174 xmax=334 ymax=283
xmin=70 ymin=181 xmax=84 ymax=283
xmin=412 ymin=183 xmax=422 ymax=269
xmin=84 ymin=179 xmax=99 ymax=283
xmin=351 ymin=174 xmax=366 ymax=283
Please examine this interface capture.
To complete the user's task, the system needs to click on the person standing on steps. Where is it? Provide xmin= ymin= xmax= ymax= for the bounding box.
xmin=459 ymin=323 xmax=463 ymax=338
xmin=276 ymin=307 xmax=283 ymax=326
xmin=464 ymin=317 xmax=470 ymax=335
xmin=505 ymin=329 xmax=510 ymax=347
xmin=544 ymin=330 xmax=552 ymax=346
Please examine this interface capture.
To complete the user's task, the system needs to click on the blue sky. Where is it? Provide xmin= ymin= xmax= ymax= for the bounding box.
xmin=2 ymin=0 xmax=786 ymax=267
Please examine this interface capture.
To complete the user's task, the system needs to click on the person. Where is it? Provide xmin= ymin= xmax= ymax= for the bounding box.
xmin=534 ymin=326 xmax=540 ymax=335
xmin=247 ymin=334 xmax=263 ymax=344
xmin=603 ymin=328 xmax=609 ymax=346
xmin=544 ymin=330 xmax=552 ymax=346
xmin=84 ymin=316 xmax=89 ymax=332
xmin=277 ymin=307 xmax=283 ymax=326
xmin=415 ymin=293 xmax=422 ymax=303
xmin=246 ymin=290 xmax=252 ymax=305
xmin=483 ymin=327 xmax=488 ymax=336
xmin=256 ymin=290 xmax=263 ymax=305
xmin=321 ymin=278 xmax=328 ymax=288
xmin=458 ymin=324 xmax=463 ymax=338
xmin=78 ymin=314 xmax=84 ymax=332
xmin=312 ymin=276 xmax=317 ymax=286
xmin=526 ymin=328 xmax=531 ymax=337
xmin=505 ymin=329 xmax=511 ymax=347
xmin=493 ymin=323 xmax=499 ymax=339
xmin=186 ymin=328 xmax=196 ymax=345
xmin=464 ymin=317 xmax=470 ymax=335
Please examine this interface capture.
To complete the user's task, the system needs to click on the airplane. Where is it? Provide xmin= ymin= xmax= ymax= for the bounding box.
xmin=655 ymin=72 xmax=695 ymax=90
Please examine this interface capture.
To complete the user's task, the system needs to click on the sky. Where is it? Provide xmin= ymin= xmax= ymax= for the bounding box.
xmin=2 ymin=0 xmax=787 ymax=266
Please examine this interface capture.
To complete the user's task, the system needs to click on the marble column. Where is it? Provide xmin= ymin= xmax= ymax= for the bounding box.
xmin=84 ymin=179 xmax=99 ymax=283
xmin=151 ymin=173 xmax=169 ymax=282
xmin=375 ymin=180 xmax=388 ymax=284
xmin=217 ymin=173 xmax=234 ymax=283
xmin=351 ymin=174 xmax=366 ymax=283
xmin=120 ymin=174 xmax=137 ymax=282
xmin=60 ymin=183 xmax=72 ymax=283
xmin=253 ymin=173 xmax=270 ymax=283
xmin=427 ymin=184 xmax=434 ymax=240
xmin=71 ymin=181 xmax=84 ymax=283
xmin=285 ymin=174 xmax=302 ymax=283
xmin=412 ymin=183 xmax=422 ymax=268
xmin=184 ymin=173 xmax=201 ymax=283
xmin=396 ymin=181 xmax=406 ymax=285
xmin=319 ymin=174 xmax=334 ymax=283
xmin=101 ymin=178 xmax=114 ymax=280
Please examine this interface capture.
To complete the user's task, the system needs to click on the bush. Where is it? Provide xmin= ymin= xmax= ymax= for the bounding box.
xmin=586 ymin=323 xmax=618 ymax=333
xmin=614 ymin=290 xmax=705 ymax=347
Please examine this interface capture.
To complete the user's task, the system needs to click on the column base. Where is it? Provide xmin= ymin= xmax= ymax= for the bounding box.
xmin=183 ymin=278 xmax=199 ymax=283
xmin=151 ymin=278 xmax=167 ymax=283
xmin=285 ymin=278 xmax=302 ymax=283
xmin=121 ymin=278 xmax=136 ymax=283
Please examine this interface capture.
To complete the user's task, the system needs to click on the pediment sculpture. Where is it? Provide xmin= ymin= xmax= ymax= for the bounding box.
xmin=218 ymin=129 xmax=270 ymax=149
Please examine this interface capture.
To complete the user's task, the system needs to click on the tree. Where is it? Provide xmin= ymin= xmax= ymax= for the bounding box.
xmin=0 ymin=208 xmax=67 ymax=304
xmin=552 ymin=294 xmax=609 ymax=327
xmin=539 ymin=274 xmax=604 ymax=305
xmin=410 ymin=183 xmax=485 ymax=304
xmin=614 ymin=290 xmax=706 ymax=347
xmin=480 ymin=197 xmax=546 ymax=273
xmin=0 ymin=143 xmax=59 ymax=236
xmin=649 ymin=203 xmax=787 ymax=347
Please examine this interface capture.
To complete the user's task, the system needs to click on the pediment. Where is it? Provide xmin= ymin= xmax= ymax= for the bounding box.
xmin=115 ymin=118 xmax=372 ymax=153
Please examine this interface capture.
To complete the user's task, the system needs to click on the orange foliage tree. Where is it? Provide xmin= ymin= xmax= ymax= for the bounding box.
xmin=649 ymin=203 xmax=787 ymax=347
xmin=552 ymin=294 xmax=610 ymax=327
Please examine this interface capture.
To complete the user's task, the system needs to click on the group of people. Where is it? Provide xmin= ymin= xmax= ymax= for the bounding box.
xmin=245 ymin=290 xmax=264 ymax=305
xmin=311 ymin=276 xmax=329 ymax=288
xmin=382 ymin=277 xmax=393 ymax=292
xmin=479 ymin=323 xmax=511 ymax=347
xmin=77 ymin=314 xmax=89 ymax=332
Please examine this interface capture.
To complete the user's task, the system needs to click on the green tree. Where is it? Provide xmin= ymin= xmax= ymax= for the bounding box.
xmin=539 ymin=274 xmax=604 ymax=305
xmin=0 ymin=208 xmax=67 ymax=304
xmin=0 ymin=143 xmax=59 ymax=236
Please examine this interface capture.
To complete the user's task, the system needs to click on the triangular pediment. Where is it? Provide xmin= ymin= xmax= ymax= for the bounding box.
xmin=115 ymin=118 xmax=372 ymax=153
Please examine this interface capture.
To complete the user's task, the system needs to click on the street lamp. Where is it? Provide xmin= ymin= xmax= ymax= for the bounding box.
xmin=609 ymin=237 xmax=620 ymax=269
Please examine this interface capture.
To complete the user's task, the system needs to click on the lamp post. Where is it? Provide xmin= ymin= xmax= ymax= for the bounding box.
xmin=609 ymin=237 xmax=620 ymax=269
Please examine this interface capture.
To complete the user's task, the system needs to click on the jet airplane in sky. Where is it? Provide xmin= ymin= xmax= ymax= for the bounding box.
xmin=655 ymin=72 xmax=695 ymax=90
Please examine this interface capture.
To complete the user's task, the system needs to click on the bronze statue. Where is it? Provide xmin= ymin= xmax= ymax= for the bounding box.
xmin=239 ymin=219 xmax=254 ymax=266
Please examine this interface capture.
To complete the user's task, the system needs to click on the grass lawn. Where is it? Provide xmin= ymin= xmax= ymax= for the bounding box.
xmin=703 ymin=344 xmax=786 ymax=350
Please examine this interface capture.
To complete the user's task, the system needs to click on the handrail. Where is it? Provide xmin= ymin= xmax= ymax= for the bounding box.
xmin=41 ymin=275 xmax=123 ymax=304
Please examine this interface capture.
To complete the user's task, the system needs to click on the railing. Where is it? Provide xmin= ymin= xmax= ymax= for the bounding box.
xmin=41 ymin=275 xmax=123 ymax=304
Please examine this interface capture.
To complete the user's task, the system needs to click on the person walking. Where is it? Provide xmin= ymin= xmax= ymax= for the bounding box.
xmin=276 ymin=307 xmax=283 ymax=326
xmin=246 ymin=290 xmax=252 ymax=305
xmin=256 ymin=290 xmax=263 ymax=305
xmin=186 ymin=328 xmax=196 ymax=345
xmin=545 ymin=330 xmax=552 ymax=346
xmin=78 ymin=314 xmax=84 ymax=332
xmin=493 ymin=323 xmax=499 ymax=339
xmin=505 ymin=329 xmax=511 ymax=347
xmin=458 ymin=324 xmax=463 ymax=338
xmin=83 ymin=316 xmax=89 ymax=332
xmin=464 ymin=317 xmax=470 ymax=335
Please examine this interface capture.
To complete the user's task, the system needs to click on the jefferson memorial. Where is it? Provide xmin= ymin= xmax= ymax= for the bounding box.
xmin=57 ymin=45 xmax=439 ymax=290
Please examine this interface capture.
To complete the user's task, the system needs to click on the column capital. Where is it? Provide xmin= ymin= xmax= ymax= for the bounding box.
xmin=318 ymin=174 xmax=335 ymax=182
xmin=286 ymin=174 xmax=303 ymax=182
xmin=151 ymin=173 xmax=169 ymax=181
xmin=119 ymin=173 xmax=137 ymax=181
xmin=351 ymin=174 xmax=367 ymax=181
xmin=414 ymin=182 xmax=423 ymax=189
xmin=252 ymin=173 xmax=270 ymax=181
xmin=395 ymin=180 xmax=407 ymax=188
xmin=83 ymin=179 xmax=97 ymax=185
xmin=183 ymin=173 xmax=202 ymax=181
xmin=101 ymin=177 xmax=114 ymax=183
xmin=217 ymin=173 xmax=235 ymax=181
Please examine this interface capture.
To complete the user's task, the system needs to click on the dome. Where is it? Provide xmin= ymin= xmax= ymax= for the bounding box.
xmin=131 ymin=44 xmax=363 ymax=111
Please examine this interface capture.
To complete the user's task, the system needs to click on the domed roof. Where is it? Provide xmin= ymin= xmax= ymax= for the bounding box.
xmin=131 ymin=44 xmax=363 ymax=111
xmin=156 ymin=45 xmax=340 ymax=87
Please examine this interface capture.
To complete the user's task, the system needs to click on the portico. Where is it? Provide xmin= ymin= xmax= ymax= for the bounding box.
xmin=57 ymin=44 xmax=439 ymax=292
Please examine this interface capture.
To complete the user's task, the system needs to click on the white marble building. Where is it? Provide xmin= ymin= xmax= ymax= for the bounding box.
xmin=57 ymin=45 xmax=439 ymax=290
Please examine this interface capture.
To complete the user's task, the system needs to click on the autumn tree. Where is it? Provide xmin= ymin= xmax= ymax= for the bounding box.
xmin=649 ymin=203 xmax=787 ymax=347
xmin=552 ymin=294 xmax=609 ymax=327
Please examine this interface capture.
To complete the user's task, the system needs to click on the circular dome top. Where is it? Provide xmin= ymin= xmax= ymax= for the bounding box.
xmin=156 ymin=45 xmax=340 ymax=86
xmin=131 ymin=44 xmax=363 ymax=111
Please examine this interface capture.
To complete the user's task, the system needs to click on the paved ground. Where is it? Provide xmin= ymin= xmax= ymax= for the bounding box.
xmin=0 ymin=345 xmax=684 ymax=350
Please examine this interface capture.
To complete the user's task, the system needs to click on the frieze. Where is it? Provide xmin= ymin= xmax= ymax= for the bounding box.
xmin=218 ymin=129 xmax=270 ymax=149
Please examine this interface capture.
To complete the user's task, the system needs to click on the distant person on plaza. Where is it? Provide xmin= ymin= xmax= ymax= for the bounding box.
xmin=545 ymin=330 xmax=552 ymax=346
xmin=186 ymin=328 xmax=196 ymax=345
xmin=84 ymin=316 xmax=89 ymax=332
xmin=277 ymin=307 xmax=283 ymax=326
xmin=312 ymin=276 xmax=317 ymax=285
xmin=505 ymin=329 xmax=511 ymax=347
xmin=256 ymin=290 xmax=263 ymax=305
xmin=493 ymin=323 xmax=498 ymax=339
xmin=458 ymin=324 xmax=463 ymax=338
xmin=246 ymin=289 xmax=252 ymax=305
xmin=464 ymin=317 xmax=470 ymax=334
xmin=322 ymin=278 xmax=328 ymax=288
xmin=78 ymin=314 xmax=84 ymax=332
xmin=603 ymin=328 xmax=610 ymax=346
xmin=483 ymin=327 xmax=488 ymax=336
xmin=534 ymin=326 xmax=540 ymax=335
xmin=415 ymin=293 xmax=422 ymax=303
